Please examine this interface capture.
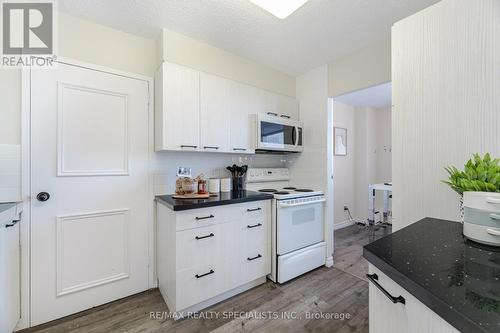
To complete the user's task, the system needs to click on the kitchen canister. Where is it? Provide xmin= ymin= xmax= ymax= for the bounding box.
xmin=220 ymin=178 xmax=231 ymax=192
xmin=463 ymin=191 xmax=500 ymax=246
xmin=208 ymin=178 xmax=220 ymax=194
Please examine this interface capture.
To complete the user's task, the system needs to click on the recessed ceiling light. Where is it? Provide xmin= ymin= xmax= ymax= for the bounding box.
xmin=249 ymin=0 xmax=309 ymax=19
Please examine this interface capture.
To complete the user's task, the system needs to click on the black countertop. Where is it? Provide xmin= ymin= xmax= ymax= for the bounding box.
xmin=0 ymin=203 xmax=16 ymax=214
xmin=156 ymin=190 xmax=273 ymax=211
xmin=364 ymin=218 xmax=500 ymax=333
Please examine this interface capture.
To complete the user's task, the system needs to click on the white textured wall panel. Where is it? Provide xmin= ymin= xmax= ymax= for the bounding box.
xmin=392 ymin=0 xmax=500 ymax=230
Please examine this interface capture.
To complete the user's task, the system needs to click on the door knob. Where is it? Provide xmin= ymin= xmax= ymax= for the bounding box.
xmin=37 ymin=192 xmax=50 ymax=202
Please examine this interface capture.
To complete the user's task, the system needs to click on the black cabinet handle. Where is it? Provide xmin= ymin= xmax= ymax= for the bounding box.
xmin=280 ymin=114 xmax=291 ymax=119
xmin=266 ymin=112 xmax=278 ymax=116
xmin=366 ymin=273 xmax=406 ymax=305
xmin=233 ymin=148 xmax=247 ymax=151
xmin=247 ymin=208 xmax=262 ymax=212
xmin=247 ymin=254 xmax=262 ymax=261
xmin=195 ymin=214 xmax=215 ymax=220
xmin=195 ymin=233 xmax=215 ymax=240
xmin=203 ymin=146 xmax=219 ymax=150
xmin=247 ymin=223 xmax=262 ymax=229
xmin=5 ymin=219 xmax=20 ymax=228
xmin=180 ymin=145 xmax=197 ymax=148
xmin=195 ymin=269 xmax=215 ymax=279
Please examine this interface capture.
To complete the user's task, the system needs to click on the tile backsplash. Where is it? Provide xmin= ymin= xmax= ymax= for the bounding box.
xmin=0 ymin=144 xmax=21 ymax=202
xmin=152 ymin=151 xmax=292 ymax=195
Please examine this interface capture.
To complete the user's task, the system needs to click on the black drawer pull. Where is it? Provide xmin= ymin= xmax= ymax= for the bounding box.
xmin=247 ymin=208 xmax=262 ymax=212
xmin=180 ymin=145 xmax=197 ymax=148
xmin=203 ymin=146 xmax=219 ymax=150
xmin=366 ymin=273 xmax=406 ymax=305
xmin=247 ymin=254 xmax=262 ymax=261
xmin=195 ymin=233 xmax=214 ymax=240
xmin=233 ymin=148 xmax=247 ymax=151
xmin=5 ymin=219 xmax=20 ymax=228
xmin=247 ymin=223 xmax=262 ymax=229
xmin=195 ymin=269 xmax=214 ymax=279
xmin=280 ymin=114 xmax=291 ymax=119
xmin=266 ymin=112 xmax=278 ymax=116
xmin=195 ymin=214 xmax=214 ymax=220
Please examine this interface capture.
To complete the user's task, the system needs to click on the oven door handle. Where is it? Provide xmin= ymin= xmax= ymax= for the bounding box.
xmin=279 ymin=198 xmax=325 ymax=208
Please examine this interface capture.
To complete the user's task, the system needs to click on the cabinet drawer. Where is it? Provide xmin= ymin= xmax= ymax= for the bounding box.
xmin=240 ymin=241 xmax=270 ymax=283
xmin=241 ymin=202 xmax=266 ymax=221
xmin=176 ymin=264 xmax=221 ymax=311
xmin=176 ymin=225 xmax=220 ymax=271
xmin=176 ymin=207 xmax=224 ymax=231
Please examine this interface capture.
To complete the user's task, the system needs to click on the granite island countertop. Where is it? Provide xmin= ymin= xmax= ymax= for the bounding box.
xmin=156 ymin=190 xmax=273 ymax=211
xmin=364 ymin=218 xmax=500 ymax=333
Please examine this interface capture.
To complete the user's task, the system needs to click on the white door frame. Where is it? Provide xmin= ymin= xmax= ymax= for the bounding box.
xmin=19 ymin=58 xmax=155 ymax=329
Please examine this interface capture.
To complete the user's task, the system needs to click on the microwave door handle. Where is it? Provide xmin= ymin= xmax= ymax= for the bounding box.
xmin=294 ymin=126 xmax=299 ymax=147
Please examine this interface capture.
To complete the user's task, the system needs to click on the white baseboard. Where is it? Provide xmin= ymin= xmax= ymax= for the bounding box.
xmin=334 ymin=219 xmax=355 ymax=230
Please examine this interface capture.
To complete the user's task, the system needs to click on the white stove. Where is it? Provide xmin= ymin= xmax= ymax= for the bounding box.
xmin=246 ymin=168 xmax=326 ymax=283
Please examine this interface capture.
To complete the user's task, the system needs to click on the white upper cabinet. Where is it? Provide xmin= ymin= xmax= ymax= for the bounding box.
xmin=155 ymin=62 xmax=200 ymax=151
xmin=229 ymin=83 xmax=256 ymax=154
xmin=155 ymin=61 xmax=300 ymax=153
xmin=200 ymin=73 xmax=231 ymax=152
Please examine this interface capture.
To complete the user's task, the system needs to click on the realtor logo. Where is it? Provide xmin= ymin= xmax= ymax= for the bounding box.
xmin=1 ymin=1 xmax=55 ymax=67
xmin=2 ymin=1 xmax=53 ymax=54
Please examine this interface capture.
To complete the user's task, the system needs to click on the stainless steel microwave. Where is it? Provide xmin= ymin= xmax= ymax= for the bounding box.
xmin=255 ymin=114 xmax=303 ymax=153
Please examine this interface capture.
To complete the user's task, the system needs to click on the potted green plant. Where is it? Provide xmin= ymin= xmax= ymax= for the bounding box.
xmin=443 ymin=153 xmax=500 ymax=246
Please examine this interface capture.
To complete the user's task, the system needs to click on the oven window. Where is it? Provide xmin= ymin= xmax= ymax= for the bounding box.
xmin=261 ymin=121 xmax=295 ymax=145
xmin=292 ymin=208 xmax=316 ymax=225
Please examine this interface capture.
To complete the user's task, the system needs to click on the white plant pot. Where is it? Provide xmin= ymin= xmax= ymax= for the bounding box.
xmin=463 ymin=191 xmax=500 ymax=246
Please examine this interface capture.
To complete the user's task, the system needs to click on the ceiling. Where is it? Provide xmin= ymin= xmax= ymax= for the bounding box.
xmin=335 ymin=82 xmax=391 ymax=108
xmin=58 ymin=0 xmax=440 ymax=76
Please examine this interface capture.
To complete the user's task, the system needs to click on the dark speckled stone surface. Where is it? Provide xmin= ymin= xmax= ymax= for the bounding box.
xmin=156 ymin=190 xmax=273 ymax=211
xmin=364 ymin=218 xmax=500 ymax=333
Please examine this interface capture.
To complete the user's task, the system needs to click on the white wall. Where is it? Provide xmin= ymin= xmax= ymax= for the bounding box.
xmin=328 ymin=39 xmax=391 ymax=97
xmin=392 ymin=0 xmax=500 ymax=230
xmin=332 ymin=102 xmax=355 ymax=225
xmin=332 ymin=103 xmax=392 ymax=226
xmin=290 ymin=65 xmax=333 ymax=263
xmin=158 ymin=29 xmax=296 ymax=97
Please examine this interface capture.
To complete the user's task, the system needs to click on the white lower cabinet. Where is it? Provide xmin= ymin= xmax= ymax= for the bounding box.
xmin=369 ymin=264 xmax=459 ymax=333
xmin=0 ymin=204 xmax=22 ymax=333
xmin=157 ymin=200 xmax=271 ymax=314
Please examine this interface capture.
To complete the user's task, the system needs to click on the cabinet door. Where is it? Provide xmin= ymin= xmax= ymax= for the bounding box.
xmin=229 ymin=83 xmax=255 ymax=153
xmin=156 ymin=62 xmax=200 ymax=151
xmin=0 ymin=211 xmax=20 ymax=333
xmin=277 ymin=95 xmax=299 ymax=120
xmin=200 ymin=73 xmax=231 ymax=152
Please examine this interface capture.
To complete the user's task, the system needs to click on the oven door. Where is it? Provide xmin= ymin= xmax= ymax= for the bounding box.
xmin=257 ymin=114 xmax=303 ymax=152
xmin=276 ymin=196 xmax=325 ymax=255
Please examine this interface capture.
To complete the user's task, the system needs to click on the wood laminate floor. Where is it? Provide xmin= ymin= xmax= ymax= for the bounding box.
xmin=23 ymin=224 xmax=390 ymax=333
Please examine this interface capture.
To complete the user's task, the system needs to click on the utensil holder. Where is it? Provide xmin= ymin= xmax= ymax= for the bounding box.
xmin=232 ymin=176 xmax=244 ymax=192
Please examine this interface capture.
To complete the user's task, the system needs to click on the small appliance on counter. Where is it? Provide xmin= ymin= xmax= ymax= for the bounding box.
xmin=463 ymin=191 xmax=500 ymax=246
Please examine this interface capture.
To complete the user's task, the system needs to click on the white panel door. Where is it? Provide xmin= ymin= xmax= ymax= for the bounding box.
xmin=200 ymin=73 xmax=230 ymax=152
xmin=30 ymin=63 xmax=150 ymax=325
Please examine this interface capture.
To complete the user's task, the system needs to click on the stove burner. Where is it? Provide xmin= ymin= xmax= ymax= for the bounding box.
xmin=274 ymin=191 xmax=290 ymax=195
xmin=295 ymin=189 xmax=314 ymax=192
xmin=283 ymin=187 xmax=297 ymax=190
xmin=259 ymin=189 xmax=277 ymax=193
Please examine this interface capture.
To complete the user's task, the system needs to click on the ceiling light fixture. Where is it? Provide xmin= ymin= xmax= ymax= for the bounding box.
xmin=249 ymin=0 xmax=309 ymax=19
